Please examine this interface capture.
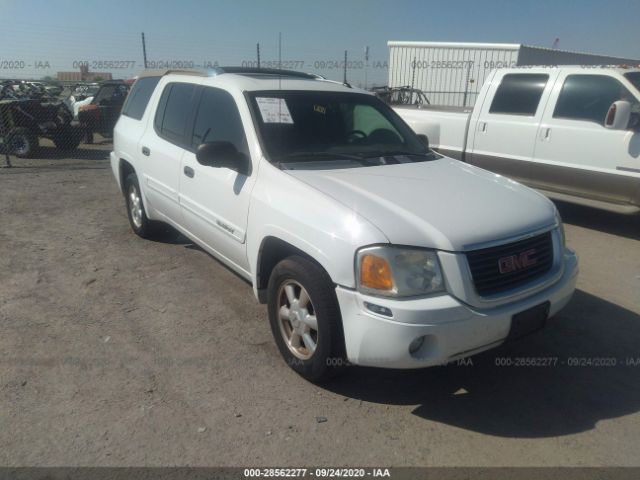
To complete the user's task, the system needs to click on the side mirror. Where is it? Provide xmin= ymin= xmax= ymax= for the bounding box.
xmin=604 ymin=100 xmax=632 ymax=130
xmin=196 ymin=141 xmax=247 ymax=173
xmin=417 ymin=134 xmax=430 ymax=151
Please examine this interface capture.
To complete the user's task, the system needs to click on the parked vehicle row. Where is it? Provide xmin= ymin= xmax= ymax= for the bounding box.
xmin=0 ymin=79 xmax=131 ymax=156
xmin=394 ymin=66 xmax=640 ymax=214
xmin=111 ymin=67 xmax=577 ymax=382
xmin=0 ymin=80 xmax=63 ymax=101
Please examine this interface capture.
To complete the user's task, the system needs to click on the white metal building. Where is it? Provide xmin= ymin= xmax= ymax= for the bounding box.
xmin=388 ymin=41 xmax=640 ymax=107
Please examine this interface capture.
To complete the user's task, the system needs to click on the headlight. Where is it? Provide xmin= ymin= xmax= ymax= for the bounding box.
xmin=356 ymin=246 xmax=445 ymax=297
xmin=555 ymin=209 xmax=566 ymax=247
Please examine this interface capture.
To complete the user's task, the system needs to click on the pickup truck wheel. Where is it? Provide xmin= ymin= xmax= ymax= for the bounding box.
xmin=124 ymin=173 xmax=162 ymax=239
xmin=268 ymin=256 xmax=346 ymax=383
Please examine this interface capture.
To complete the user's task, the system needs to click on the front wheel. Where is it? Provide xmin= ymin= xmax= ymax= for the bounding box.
xmin=267 ymin=256 xmax=347 ymax=383
xmin=6 ymin=128 xmax=38 ymax=158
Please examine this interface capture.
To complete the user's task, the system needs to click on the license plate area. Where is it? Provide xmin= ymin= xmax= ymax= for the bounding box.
xmin=508 ymin=301 xmax=550 ymax=340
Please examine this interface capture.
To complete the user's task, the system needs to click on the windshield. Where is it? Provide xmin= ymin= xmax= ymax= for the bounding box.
xmin=248 ymin=90 xmax=435 ymax=168
xmin=624 ymin=72 xmax=640 ymax=94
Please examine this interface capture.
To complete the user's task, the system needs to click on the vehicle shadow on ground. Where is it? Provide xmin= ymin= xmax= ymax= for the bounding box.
xmin=31 ymin=146 xmax=110 ymax=161
xmin=147 ymin=226 xmax=194 ymax=246
xmin=326 ymin=289 xmax=640 ymax=438
xmin=554 ymin=200 xmax=640 ymax=241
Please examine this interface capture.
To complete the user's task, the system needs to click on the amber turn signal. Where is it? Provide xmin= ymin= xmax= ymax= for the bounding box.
xmin=360 ymin=254 xmax=394 ymax=291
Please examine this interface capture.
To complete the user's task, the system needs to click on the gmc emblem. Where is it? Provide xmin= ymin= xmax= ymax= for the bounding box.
xmin=498 ymin=249 xmax=538 ymax=274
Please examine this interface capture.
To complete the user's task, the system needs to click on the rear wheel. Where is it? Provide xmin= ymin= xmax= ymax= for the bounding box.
xmin=52 ymin=126 xmax=82 ymax=151
xmin=267 ymin=256 xmax=347 ymax=383
xmin=124 ymin=173 xmax=162 ymax=239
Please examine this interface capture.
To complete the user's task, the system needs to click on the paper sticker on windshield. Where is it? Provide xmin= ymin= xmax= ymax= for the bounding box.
xmin=256 ymin=97 xmax=294 ymax=124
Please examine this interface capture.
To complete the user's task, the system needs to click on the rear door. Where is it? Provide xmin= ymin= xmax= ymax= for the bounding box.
xmin=179 ymin=86 xmax=256 ymax=274
xmin=468 ymin=70 xmax=558 ymax=184
xmin=138 ymin=81 xmax=198 ymax=223
xmin=531 ymin=72 xmax=640 ymax=205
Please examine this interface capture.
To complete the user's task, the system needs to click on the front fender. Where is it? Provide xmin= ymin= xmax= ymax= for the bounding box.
xmin=246 ymin=163 xmax=388 ymax=297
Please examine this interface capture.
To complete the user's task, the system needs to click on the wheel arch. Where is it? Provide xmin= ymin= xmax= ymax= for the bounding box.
xmin=254 ymin=236 xmax=334 ymax=304
xmin=119 ymin=159 xmax=155 ymax=219
xmin=118 ymin=158 xmax=136 ymax=195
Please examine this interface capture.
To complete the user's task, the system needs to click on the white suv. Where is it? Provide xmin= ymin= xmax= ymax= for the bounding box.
xmin=111 ymin=67 xmax=578 ymax=382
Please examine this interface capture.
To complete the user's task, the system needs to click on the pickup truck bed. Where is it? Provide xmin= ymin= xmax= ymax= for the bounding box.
xmin=394 ymin=104 xmax=472 ymax=161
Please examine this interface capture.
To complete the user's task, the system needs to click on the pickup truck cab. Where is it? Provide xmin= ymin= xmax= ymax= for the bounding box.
xmin=111 ymin=67 xmax=578 ymax=382
xmin=395 ymin=66 xmax=640 ymax=214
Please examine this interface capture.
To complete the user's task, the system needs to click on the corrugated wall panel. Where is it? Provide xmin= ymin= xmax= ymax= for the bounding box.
xmin=388 ymin=42 xmax=519 ymax=107
xmin=389 ymin=42 xmax=640 ymax=107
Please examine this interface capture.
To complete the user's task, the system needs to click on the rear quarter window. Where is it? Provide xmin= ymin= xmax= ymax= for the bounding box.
xmin=121 ymin=76 xmax=161 ymax=120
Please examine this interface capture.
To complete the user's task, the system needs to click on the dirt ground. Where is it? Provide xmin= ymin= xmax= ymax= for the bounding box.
xmin=1 ymin=141 xmax=639 ymax=467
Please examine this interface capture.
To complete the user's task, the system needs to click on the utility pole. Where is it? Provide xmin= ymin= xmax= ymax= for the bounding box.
xmin=364 ymin=46 xmax=369 ymax=89
xmin=141 ymin=32 xmax=148 ymax=69
xmin=410 ymin=56 xmax=416 ymax=103
xmin=257 ymin=43 xmax=261 ymax=69
xmin=343 ymin=50 xmax=348 ymax=85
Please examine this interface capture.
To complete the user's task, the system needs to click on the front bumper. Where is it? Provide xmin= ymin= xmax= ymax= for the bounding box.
xmin=336 ymin=248 xmax=578 ymax=368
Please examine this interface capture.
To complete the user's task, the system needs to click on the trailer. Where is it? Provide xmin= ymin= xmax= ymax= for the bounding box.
xmin=388 ymin=41 xmax=640 ymax=107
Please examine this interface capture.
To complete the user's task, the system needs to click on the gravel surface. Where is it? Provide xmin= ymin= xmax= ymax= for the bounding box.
xmin=1 ymin=142 xmax=639 ymax=467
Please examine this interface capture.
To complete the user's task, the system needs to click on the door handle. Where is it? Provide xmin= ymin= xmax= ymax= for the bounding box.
xmin=539 ymin=127 xmax=551 ymax=141
xmin=141 ymin=146 xmax=150 ymax=156
xmin=478 ymin=122 xmax=487 ymax=133
xmin=183 ymin=166 xmax=195 ymax=178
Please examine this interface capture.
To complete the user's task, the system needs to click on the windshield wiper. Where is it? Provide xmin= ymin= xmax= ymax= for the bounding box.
xmin=360 ymin=150 xmax=429 ymax=158
xmin=277 ymin=151 xmax=367 ymax=162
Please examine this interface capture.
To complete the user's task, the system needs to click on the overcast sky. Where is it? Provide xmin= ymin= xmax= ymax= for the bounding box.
xmin=1 ymin=0 xmax=639 ymax=85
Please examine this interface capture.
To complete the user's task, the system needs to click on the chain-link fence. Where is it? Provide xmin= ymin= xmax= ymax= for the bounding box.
xmin=0 ymin=79 xmax=131 ymax=164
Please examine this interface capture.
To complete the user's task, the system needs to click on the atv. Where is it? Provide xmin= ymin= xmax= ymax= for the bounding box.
xmin=0 ymin=98 xmax=84 ymax=158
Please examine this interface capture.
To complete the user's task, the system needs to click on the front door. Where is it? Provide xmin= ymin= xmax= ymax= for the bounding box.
xmin=179 ymin=86 xmax=256 ymax=274
xmin=531 ymin=72 xmax=640 ymax=205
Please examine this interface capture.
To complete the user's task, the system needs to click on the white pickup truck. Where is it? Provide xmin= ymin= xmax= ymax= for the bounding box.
xmin=395 ymin=66 xmax=640 ymax=214
xmin=111 ymin=67 xmax=577 ymax=382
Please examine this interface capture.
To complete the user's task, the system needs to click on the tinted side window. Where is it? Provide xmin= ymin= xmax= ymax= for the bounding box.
xmin=122 ymin=76 xmax=160 ymax=120
xmin=93 ymin=84 xmax=128 ymax=105
xmin=553 ymin=75 xmax=638 ymax=125
xmin=191 ymin=87 xmax=248 ymax=154
xmin=155 ymin=82 xmax=197 ymax=144
xmin=489 ymin=74 xmax=549 ymax=115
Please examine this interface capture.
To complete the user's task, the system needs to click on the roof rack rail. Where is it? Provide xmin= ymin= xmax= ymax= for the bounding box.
xmin=218 ymin=67 xmax=322 ymax=79
xmin=138 ymin=66 xmax=323 ymax=80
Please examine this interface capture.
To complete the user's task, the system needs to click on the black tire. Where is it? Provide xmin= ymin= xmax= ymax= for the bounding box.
xmin=52 ymin=126 xmax=82 ymax=151
xmin=123 ymin=173 xmax=162 ymax=239
xmin=6 ymin=128 xmax=38 ymax=158
xmin=267 ymin=255 xmax=347 ymax=383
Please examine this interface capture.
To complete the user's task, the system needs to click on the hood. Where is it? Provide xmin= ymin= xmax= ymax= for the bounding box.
xmin=285 ymin=158 xmax=556 ymax=251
